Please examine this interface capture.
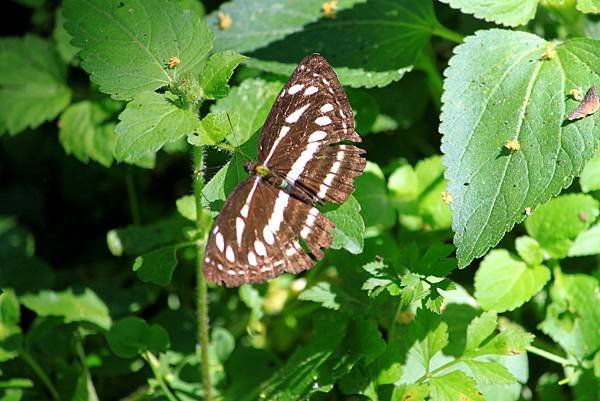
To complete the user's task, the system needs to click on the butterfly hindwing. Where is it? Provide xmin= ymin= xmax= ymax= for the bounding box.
xmin=568 ymin=85 xmax=600 ymax=121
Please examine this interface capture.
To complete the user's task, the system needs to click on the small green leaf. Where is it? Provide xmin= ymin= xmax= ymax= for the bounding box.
xmin=415 ymin=156 xmax=452 ymax=230
xmin=438 ymin=0 xmax=538 ymax=27
xmin=325 ymin=195 xmax=364 ymax=254
xmin=515 ymin=236 xmax=544 ymax=266
xmin=210 ymin=0 xmax=437 ymax=88
xmin=465 ymin=311 xmax=498 ymax=352
xmin=354 ymin=162 xmax=396 ymax=231
xmin=63 ymin=0 xmax=213 ymax=100
xmin=474 ymin=250 xmax=550 ymax=312
xmin=20 ymin=288 xmax=111 ymax=330
xmin=430 ymin=370 xmax=485 ymax=401
xmin=106 ymin=317 xmax=169 ymax=358
xmin=299 ymin=282 xmax=341 ymax=310
xmin=577 ymin=0 xmax=600 ymax=14
xmin=188 ymin=111 xmax=231 ymax=146
xmin=0 ymin=290 xmax=22 ymax=362
xmin=539 ymin=270 xmax=600 ymax=359
xmin=53 ymin=7 xmax=79 ymax=65
xmin=132 ymin=246 xmax=178 ymax=286
xmin=388 ymin=164 xmax=419 ymax=201
xmin=0 ymin=35 xmax=71 ymax=135
xmin=568 ymin=222 xmax=600 ymax=256
xmin=441 ymin=30 xmax=600 ymax=267
xmin=176 ymin=195 xmax=196 ymax=221
xmin=476 ymin=328 xmax=533 ymax=356
xmin=59 ymin=101 xmax=116 ymax=167
xmin=391 ymin=384 xmax=430 ymax=401
xmin=464 ymin=360 xmax=517 ymax=385
xmin=115 ymin=91 xmax=200 ymax=161
xmin=199 ymin=50 xmax=247 ymax=100
xmin=580 ymin=150 xmax=600 ymax=192
xmin=212 ymin=78 xmax=282 ymax=146
xmin=211 ymin=327 xmax=235 ymax=363
xmin=525 ymin=194 xmax=599 ymax=258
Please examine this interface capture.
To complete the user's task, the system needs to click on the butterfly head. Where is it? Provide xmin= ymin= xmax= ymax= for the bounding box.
xmin=244 ymin=160 xmax=270 ymax=178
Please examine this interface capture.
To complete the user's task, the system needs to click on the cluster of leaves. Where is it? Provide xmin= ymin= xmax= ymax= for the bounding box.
xmin=1 ymin=0 xmax=600 ymax=400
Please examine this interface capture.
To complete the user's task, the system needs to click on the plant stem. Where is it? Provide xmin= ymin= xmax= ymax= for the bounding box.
xmin=142 ymin=352 xmax=179 ymax=401
xmin=20 ymin=349 xmax=60 ymax=401
xmin=193 ymin=146 xmax=212 ymax=401
xmin=432 ymin=24 xmax=464 ymax=44
xmin=75 ymin=336 xmax=99 ymax=401
xmin=388 ymin=298 xmax=404 ymax=341
xmin=126 ymin=167 xmax=141 ymax=225
xmin=416 ymin=358 xmax=463 ymax=383
xmin=526 ymin=345 xmax=573 ymax=367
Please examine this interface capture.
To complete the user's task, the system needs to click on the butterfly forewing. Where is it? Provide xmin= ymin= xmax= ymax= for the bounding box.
xmin=567 ymin=85 xmax=600 ymax=121
xmin=203 ymin=54 xmax=365 ymax=287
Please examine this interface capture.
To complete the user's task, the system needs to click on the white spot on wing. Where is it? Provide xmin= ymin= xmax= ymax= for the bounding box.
xmin=285 ymin=104 xmax=311 ymax=124
xmin=255 ymin=240 xmax=267 ymax=256
xmin=212 ymin=226 xmax=219 ymax=234
xmin=226 ymin=246 xmax=235 ymax=262
xmin=322 ymin=78 xmax=330 ymax=85
xmin=286 ymin=246 xmax=296 ymax=256
xmin=324 ymin=172 xmax=335 ymax=186
xmin=306 ymin=213 xmax=316 ymax=227
xmin=264 ymin=126 xmax=290 ymax=165
xmin=331 ymin=161 xmax=341 ymax=173
xmin=308 ymin=130 xmax=327 ymax=142
xmin=300 ymin=226 xmax=311 ymax=239
xmin=216 ymin=232 xmax=224 ymax=252
xmin=288 ymin=84 xmax=304 ymax=94
xmin=337 ymin=151 xmax=344 ymax=161
xmin=268 ymin=192 xmax=289 ymax=235
xmin=304 ymin=86 xmax=318 ymax=96
xmin=315 ymin=116 xmax=332 ymax=126
xmin=263 ymin=225 xmax=275 ymax=245
xmin=248 ymin=251 xmax=257 ymax=266
xmin=286 ymin=142 xmax=320 ymax=184
xmin=320 ymin=103 xmax=333 ymax=113
xmin=318 ymin=184 xmax=328 ymax=199
xmin=241 ymin=204 xmax=249 ymax=218
xmin=236 ymin=217 xmax=245 ymax=246
xmin=309 ymin=207 xmax=319 ymax=216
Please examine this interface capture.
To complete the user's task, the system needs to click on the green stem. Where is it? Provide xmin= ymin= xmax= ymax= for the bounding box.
xmin=388 ymin=298 xmax=404 ymax=341
xmin=142 ymin=352 xmax=179 ymax=401
xmin=526 ymin=345 xmax=574 ymax=367
xmin=416 ymin=358 xmax=463 ymax=383
xmin=431 ymin=23 xmax=464 ymax=44
xmin=126 ymin=167 xmax=141 ymax=225
xmin=193 ymin=146 xmax=212 ymax=401
xmin=75 ymin=337 xmax=99 ymax=401
xmin=20 ymin=349 xmax=60 ymax=401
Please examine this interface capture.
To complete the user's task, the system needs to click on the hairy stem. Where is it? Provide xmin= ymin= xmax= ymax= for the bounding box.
xmin=142 ymin=352 xmax=179 ymax=401
xmin=20 ymin=349 xmax=60 ymax=401
xmin=193 ymin=146 xmax=212 ymax=401
xmin=126 ymin=167 xmax=141 ymax=225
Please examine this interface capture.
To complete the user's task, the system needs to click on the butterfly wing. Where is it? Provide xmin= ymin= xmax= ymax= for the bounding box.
xmin=258 ymin=54 xmax=365 ymax=204
xmin=567 ymin=85 xmax=600 ymax=121
xmin=203 ymin=177 xmax=334 ymax=287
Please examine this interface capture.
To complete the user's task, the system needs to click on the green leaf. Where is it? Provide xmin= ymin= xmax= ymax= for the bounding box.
xmin=114 ymin=91 xmax=200 ymax=161
xmin=577 ymin=0 xmax=600 ymax=14
xmin=175 ymin=194 xmax=196 ymax=221
xmin=474 ymin=250 xmax=550 ymax=312
xmin=391 ymin=384 xmax=430 ymax=401
xmin=0 ymin=290 xmax=22 ymax=363
xmin=211 ymin=327 xmax=235 ymax=363
xmin=199 ymin=50 xmax=247 ymax=100
xmin=430 ymin=370 xmax=485 ymax=401
xmin=132 ymin=246 xmax=178 ymax=286
xmin=53 ymin=7 xmax=79 ymax=65
xmin=441 ymin=30 xmax=600 ymax=267
xmin=569 ymin=222 xmax=600 ymax=256
xmin=63 ymin=0 xmax=213 ymax=100
xmin=71 ymin=369 xmax=98 ymax=401
xmin=0 ymin=35 xmax=71 ymax=135
xmin=298 ymin=282 xmax=340 ymax=310
xmin=20 ymin=288 xmax=111 ymax=330
xmin=580 ymin=150 xmax=600 ymax=192
xmin=325 ymin=195 xmax=364 ymax=254
xmin=212 ymin=78 xmax=282 ymax=146
xmin=209 ymin=0 xmax=438 ymax=88
xmin=354 ymin=162 xmax=396 ymax=231
xmin=525 ymin=194 xmax=599 ymax=258
xmin=388 ymin=164 xmax=419 ymax=201
xmin=465 ymin=311 xmax=498 ymax=352
xmin=59 ymin=101 xmax=116 ymax=167
xmin=464 ymin=360 xmax=517 ymax=385
xmin=539 ymin=270 xmax=600 ymax=359
xmin=188 ymin=111 xmax=231 ymax=146
xmin=476 ymin=328 xmax=533 ymax=356
xmin=515 ymin=236 xmax=544 ymax=266
xmin=438 ymin=0 xmax=538 ymax=27
xmin=106 ymin=317 xmax=169 ymax=358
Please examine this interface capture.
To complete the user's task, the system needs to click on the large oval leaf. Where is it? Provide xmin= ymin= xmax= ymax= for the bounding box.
xmin=441 ymin=29 xmax=600 ymax=267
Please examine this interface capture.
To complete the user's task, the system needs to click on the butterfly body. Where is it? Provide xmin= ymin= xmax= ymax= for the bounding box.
xmin=203 ymin=54 xmax=366 ymax=287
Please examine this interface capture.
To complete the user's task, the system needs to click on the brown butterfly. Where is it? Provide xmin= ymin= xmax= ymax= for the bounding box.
xmin=567 ymin=86 xmax=600 ymax=121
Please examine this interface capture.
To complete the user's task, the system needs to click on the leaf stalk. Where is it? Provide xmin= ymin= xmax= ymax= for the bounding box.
xmin=20 ymin=349 xmax=61 ymax=401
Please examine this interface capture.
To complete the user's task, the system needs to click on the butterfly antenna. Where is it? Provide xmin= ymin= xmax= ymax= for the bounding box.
xmin=226 ymin=112 xmax=252 ymax=160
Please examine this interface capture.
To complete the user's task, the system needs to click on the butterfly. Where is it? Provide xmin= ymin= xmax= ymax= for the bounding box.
xmin=203 ymin=54 xmax=366 ymax=287
xmin=567 ymin=85 xmax=599 ymax=121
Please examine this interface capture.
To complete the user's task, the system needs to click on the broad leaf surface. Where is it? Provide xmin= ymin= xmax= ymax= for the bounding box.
xmin=325 ymin=195 xmax=364 ymax=254
xmin=475 ymin=250 xmax=550 ymax=312
xmin=63 ymin=0 xmax=212 ymax=100
xmin=577 ymin=0 xmax=600 ymax=14
xmin=132 ymin=246 xmax=178 ymax=286
xmin=465 ymin=311 xmax=498 ymax=352
xmin=115 ymin=91 xmax=200 ymax=161
xmin=354 ymin=162 xmax=396 ymax=231
xmin=441 ymin=30 xmax=600 ymax=267
xmin=208 ymin=0 xmax=438 ymax=88
xmin=106 ymin=317 xmax=169 ymax=358
xmin=515 ymin=236 xmax=544 ymax=266
xmin=429 ymin=370 xmax=485 ymax=401
xmin=0 ymin=35 xmax=71 ymax=135
xmin=53 ymin=8 xmax=79 ymax=65
xmin=525 ymin=194 xmax=599 ymax=258
xmin=0 ymin=290 xmax=22 ymax=362
xmin=199 ymin=50 xmax=247 ymax=99
xmin=439 ymin=0 xmax=538 ymax=27
xmin=59 ymin=101 xmax=116 ymax=167
xmin=20 ymin=288 xmax=111 ymax=330
xmin=464 ymin=360 xmax=517 ymax=385
xmin=580 ymin=150 xmax=600 ymax=192
xmin=568 ymin=222 xmax=600 ymax=256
